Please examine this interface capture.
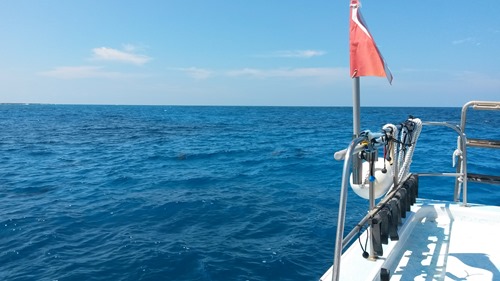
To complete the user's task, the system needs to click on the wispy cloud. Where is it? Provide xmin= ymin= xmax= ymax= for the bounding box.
xmin=452 ymin=37 xmax=480 ymax=46
xmin=176 ymin=67 xmax=213 ymax=80
xmin=452 ymin=70 xmax=500 ymax=88
xmin=257 ymin=50 xmax=326 ymax=58
xmin=39 ymin=66 xmax=131 ymax=79
xmin=226 ymin=67 xmax=345 ymax=79
xmin=122 ymin=43 xmax=148 ymax=53
xmin=91 ymin=47 xmax=151 ymax=65
xmin=279 ymin=50 xmax=326 ymax=58
xmin=172 ymin=66 xmax=346 ymax=81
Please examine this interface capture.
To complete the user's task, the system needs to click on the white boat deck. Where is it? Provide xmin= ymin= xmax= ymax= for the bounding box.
xmin=321 ymin=199 xmax=500 ymax=281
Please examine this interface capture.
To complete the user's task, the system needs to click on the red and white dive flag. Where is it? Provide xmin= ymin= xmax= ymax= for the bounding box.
xmin=350 ymin=0 xmax=393 ymax=84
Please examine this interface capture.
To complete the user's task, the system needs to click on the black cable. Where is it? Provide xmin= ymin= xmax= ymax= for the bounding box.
xmin=357 ymin=224 xmax=369 ymax=259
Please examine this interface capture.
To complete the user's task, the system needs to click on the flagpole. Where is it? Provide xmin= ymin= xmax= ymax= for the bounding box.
xmin=352 ymin=76 xmax=361 ymax=137
xmin=350 ymin=1 xmax=363 ymax=186
xmin=352 ymin=76 xmax=362 ymax=184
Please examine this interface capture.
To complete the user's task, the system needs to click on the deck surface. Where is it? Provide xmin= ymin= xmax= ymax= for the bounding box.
xmin=321 ymin=200 xmax=500 ymax=281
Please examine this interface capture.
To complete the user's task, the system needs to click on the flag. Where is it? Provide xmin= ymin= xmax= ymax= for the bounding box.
xmin=350 ymin=0 xmax=393 ymax=84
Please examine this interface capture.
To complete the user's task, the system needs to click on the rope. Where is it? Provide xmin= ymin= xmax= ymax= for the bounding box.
xmin=382 ymin=124 xmax=398 ymax=167
xmin=397 ymin=118 xmax=422 ymax=182
xmin=382 ymin=120 xmax=422 ymax=188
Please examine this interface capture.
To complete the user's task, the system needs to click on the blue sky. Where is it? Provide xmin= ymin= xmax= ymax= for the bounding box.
xmin=1 ymin=0 xmax=499 ymax=106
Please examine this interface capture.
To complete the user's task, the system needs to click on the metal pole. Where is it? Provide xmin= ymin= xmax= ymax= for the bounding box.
xmin=368 ymin=151 xmax=376 ymax=259
xmin=352 ymin=77 xmax=363 ymax=184
xmin=332 ymin=136 xmax=366 ymax=281
xmin=352 ymin=77 xmax=361 ymax=136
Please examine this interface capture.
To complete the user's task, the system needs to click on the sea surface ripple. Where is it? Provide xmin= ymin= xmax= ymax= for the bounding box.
xmin=0 ymin=104 xmax=498 ymax=281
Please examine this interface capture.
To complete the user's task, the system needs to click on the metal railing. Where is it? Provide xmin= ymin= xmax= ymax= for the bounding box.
xmin=330 ymin=130 xmax=416 ymax=281
xmin=327 ymin=101 xmax=499 ymax=281
xmin=417 ymin=121 xmax=468 ymax=204
xmin=459 ymin=101 xmax=500 ymax=186
xmin=419 ymin=101 xmax=500 ymax=205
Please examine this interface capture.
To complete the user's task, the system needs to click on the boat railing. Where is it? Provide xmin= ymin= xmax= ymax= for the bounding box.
xmin=327 ymin=101 xmax=499 ymax=281
xmin=330 ymin=128 xmax=419 ymax=281
xmin=418 ymin=101 xmax=500 ymax=205
xmin=459 ymin=101 xmax=500 ymax=185
xmin=416 ymin=121 xmax=469 ymax=204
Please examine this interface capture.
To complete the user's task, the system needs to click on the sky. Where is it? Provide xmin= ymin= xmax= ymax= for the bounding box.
xmin=1 ymin=0 xmax=499 ymax=106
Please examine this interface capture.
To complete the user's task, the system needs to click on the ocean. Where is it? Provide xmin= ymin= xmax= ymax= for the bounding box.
xmin=1 ymin=104 xmax=499 ymax=281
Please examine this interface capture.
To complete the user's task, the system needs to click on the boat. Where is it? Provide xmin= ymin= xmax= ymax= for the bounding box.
xmin=320 ymin=101 xmax=500 ymax=281
xmin=320 ymin=1 xmax=500 ymax=280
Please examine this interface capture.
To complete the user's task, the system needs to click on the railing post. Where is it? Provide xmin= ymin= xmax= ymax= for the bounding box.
xmin=332 ymin=136 xmax=365 ymax=281
xmin=460 ymin=132 xmax=468 ymax=206
xmin=367 ymin=150 xmax=378 ymax=259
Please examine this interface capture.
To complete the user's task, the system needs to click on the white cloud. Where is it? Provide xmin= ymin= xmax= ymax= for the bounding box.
xmin=122 ymin=43 xmax=149 ymax=53
xmin=257 ymin=50 xmax=326 ymax=58
xmin=452 ymin=70 xmax=500 ymax=89
xmin=226 ymin=67 xmax=345 ymax=79
xmin=91 ymin=47 xmax=151 ymax=65
xmin=452 ymin=37 xmax=480 ymax=46
xmin=171 ymin=66 xmax=347 ymax=82
xmin=176 ymin=67 xmax=213 ymax=80
xmin=122 ymin=43 xmax=137 ymax=52
xmin=277 ymin=50 xmax=326 ymax=58
xmin=39 ymin=66 xmax=129 ymax=79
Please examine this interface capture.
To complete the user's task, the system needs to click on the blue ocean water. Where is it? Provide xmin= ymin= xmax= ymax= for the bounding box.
xmin=0 ymin=104 xmax=498 ymax=281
